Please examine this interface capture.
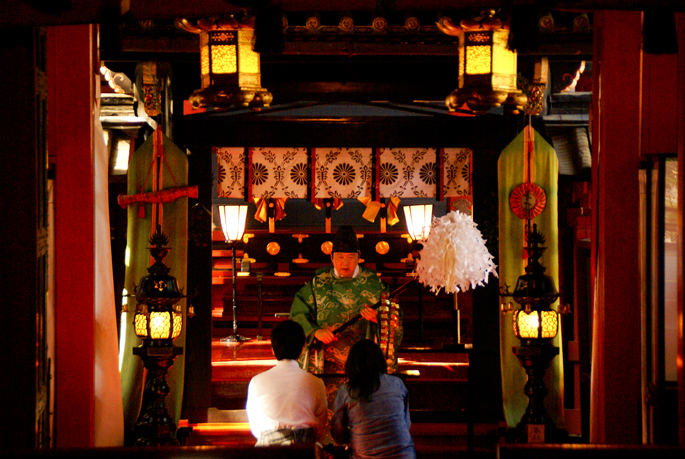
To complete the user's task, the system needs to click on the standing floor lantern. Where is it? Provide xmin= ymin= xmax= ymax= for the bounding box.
xmin=403 ymin=204 xmax=433 ymax=339
xmin=218 ymin=205 xmax=250 ymax=343
xmin=132 ymin=229 xmax=184 ymax=445
xmin=510 ymin=224 xmax=559 ymax=442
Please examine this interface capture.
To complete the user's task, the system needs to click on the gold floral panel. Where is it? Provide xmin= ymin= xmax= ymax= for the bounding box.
xmin=314 ymin=148 xmax=373 ymax=199
xmin=378 ymin=148 xmax=437 ymax=198
xmin=215 ymin=147 xmax=246 ymax=199
xmin=250 ymin=147 xmax=308 ymax=199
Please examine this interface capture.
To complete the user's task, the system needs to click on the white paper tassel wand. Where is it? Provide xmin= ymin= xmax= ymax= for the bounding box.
xmin=416 ymin=210 xmax=498 ymax=294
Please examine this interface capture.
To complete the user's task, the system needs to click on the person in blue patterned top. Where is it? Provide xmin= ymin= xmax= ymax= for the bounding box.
xmin=332 ymin=339 xmax=415 ymax=459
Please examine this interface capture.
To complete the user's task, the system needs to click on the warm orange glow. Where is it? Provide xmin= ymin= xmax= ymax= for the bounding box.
xmin=134 ymin=312 xmax=148 ymax=337
xmin=403 ymin=205 xmax=433 ymax=242
xmin=492 ymin=30 xmax=516 ymax=75
xmin=190 ymin=422 xmax=252 ymax=433
xmin=458 ymin=27 xmax=518 ymax=91
xmin=238 ymin=42 xmax=259 ymax=73
xmin=212 ymin=44 xmax=237 ymax=74
xmin=212 ymin=338 xmax=270 ymax=346
xmin=200 ymin=36 xmax=209 ymax=77
xmin=134 ymin=310 xmax=182 ymax=340
xmin=397 ymin=358 xmax=468 ymax=368
xmin=212 ymin=359 xmax=277 ymax=367
xmin=172 ymin=311 xmax=183 ymax=339
xmin=513 ymin=309 xmax=558 ymax=339
xmin=466 ymin=45 xmax=491 ymax=74
xmin=149 ymin=311 xmax=171 ymax=339
xmin=218 ymin=205 xmax=248 ymax=242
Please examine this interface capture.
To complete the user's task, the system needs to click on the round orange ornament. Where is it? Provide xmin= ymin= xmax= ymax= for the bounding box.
xmin=375 ymin=241 xmax=390 ymax=255
xmin=266 ymin=242 xmax=280 ymax=256
xmin=321 ymin=241 xmax=333 ymax=255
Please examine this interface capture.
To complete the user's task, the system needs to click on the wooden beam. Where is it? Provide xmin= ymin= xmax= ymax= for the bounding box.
xmin=50 ymin=24 xmax=98 ymax=448
xmin=2 ymin=0 xmax=685 ymax=28
xmin=589 ymin=10 xmax=642 ymax=444
xmin=675 ymin=12 xmax=685 ymax=448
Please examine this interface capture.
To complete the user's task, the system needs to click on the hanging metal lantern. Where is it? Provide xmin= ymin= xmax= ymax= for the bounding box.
xmin=439 ymin=10 xmax=527 ymax=114
xmin=178 ymin=16 xmax=273 ymax=110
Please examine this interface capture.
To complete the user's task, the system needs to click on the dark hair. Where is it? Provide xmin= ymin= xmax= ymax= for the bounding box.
xmin=271 ymin=320 xmax=306 ymax=360
xmin=345 ymin=339 xmax=388 ymax=401
xmin=333 ymin=225 xmax=360 ymax=253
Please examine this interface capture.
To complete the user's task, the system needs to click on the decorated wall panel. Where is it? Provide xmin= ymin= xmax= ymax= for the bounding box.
xmin=213 ymin=146 xmax=473 ymax=231
xmin=314 ymin=148 xmax=373 ymax=199
xmin=378 ymin=147 xmax=437 ymax=197
xmin=250 ymin=147 xmax=309 ymax=198
xmin=216 ymin=147 xmax=246 ymax=198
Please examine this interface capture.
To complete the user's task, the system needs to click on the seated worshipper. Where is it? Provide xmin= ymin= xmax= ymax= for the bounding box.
xmin=331 ymin=339 xmax=415 ymax=459
xmin=246 ymin=320 xmax=328 ymax=446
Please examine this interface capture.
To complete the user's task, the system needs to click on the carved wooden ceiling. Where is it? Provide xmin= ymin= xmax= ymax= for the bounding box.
xmin=3 ymin=0 xmax=684 ymax=29
xmin=114 ymin=7 xmax=593 ymax=59
xmin=4 ymin=1 xmax=683 ymax=54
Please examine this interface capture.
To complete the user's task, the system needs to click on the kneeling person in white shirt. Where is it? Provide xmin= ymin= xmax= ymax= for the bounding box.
xmin=246 ymin=319 xmax=328 ymax=446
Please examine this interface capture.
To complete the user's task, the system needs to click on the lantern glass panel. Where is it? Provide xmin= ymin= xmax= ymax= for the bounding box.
xmin=200 ymin=34 xmax=210 ymax=78
xmin=466 ymin=45 xmax=491 ymax=75
xmin=172 ymin=312 xmax=183 ymax=339
xmin=493 ymin=46 xmax=516 ymax=77
xmin=212 ymin=44 xmax=237 ymax=74
xmin=238 ymin=30 xmax=259 ymax=74
xmin=134 ymin=312 xmax=148 ymax=338
xmin=219 ymin=205 xmax=249 ymax=242
xmin=403 ymin=204 xmax=433 ymax=242
xmin=150 ymin=311 xmax=172 ymax=339
xmin=492 ymin=30 xmax=516 ymax=75
xmin=514 ymin=310 xmax=539 ymax=339
xmin=458 ymin=44 xmax=465 ymax=87
xmin=540 ymin=310 xmax=558 ymax=339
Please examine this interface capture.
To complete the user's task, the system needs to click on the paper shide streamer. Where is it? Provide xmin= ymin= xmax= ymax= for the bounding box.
xmin=416 ymin=211 xmax=497 ymax=294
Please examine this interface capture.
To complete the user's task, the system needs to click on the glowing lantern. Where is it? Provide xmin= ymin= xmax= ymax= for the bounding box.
xmin=508 ymin=224 xmax=561 ymax=441
xmin=441 ymin=10 xmax=527 ymax=114
xmin=179 ymin=16 xmax=272 ymax=110
xmin=513 ymin=309 xmax=558 ymax=340
xmin=403 ymin=204 xmax=433 ymax=242
xmin=131 ymin=228 xmax=185 ymax=445
xmin=511 ymin=225 xmax=560 ymax=344
xmin=133 ymin=229 xmax=183 ymax=345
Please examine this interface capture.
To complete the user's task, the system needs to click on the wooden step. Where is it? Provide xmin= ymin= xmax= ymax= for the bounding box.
xmin=210 ymin=381 xmax=473 ymax=412
xmin=179 ymin=411 xmax=500 ymax=457
xmin=210 ymin=339 xmax=470 ymax=379
xmin=210 ymin=336 xmax=472 ymax=411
